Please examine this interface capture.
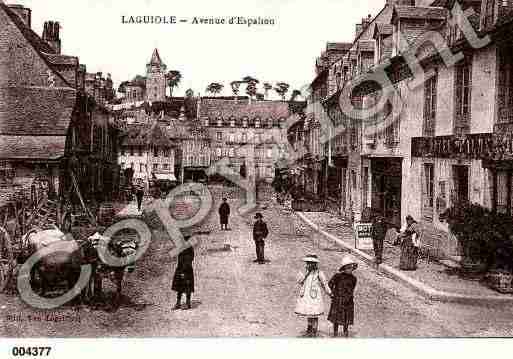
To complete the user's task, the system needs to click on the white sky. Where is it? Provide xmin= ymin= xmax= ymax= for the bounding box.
xmin=13 ymin=0 xmax=385 ymax=98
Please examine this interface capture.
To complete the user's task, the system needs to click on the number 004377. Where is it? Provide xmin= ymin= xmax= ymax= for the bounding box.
xmin=11 ymin=347 xmax=52 ymax=357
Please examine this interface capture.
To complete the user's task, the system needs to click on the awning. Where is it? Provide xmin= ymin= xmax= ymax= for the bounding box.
xmin=154 ymin=173 xmax=177 ymax=181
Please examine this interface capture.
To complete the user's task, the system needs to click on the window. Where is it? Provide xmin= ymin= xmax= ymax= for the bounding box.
xmin=498 ymin=45 xmax=513 ymax=124
xmin=230 ymin=118 xmax=236 ymax=127
xmin=455 ymin=59 xmax=472 ymax=134
xmin=422 ymin=163 xmax=435 ymax=222
xmin=362 ymin=167 xmax=369 ymax=208
xmin=204 ymin=118 xmax=209 ymax=127
xmin=164 ymin=148 xmax=170 ymax=158
xmin=163 ymin=164 xmax=169 ymax=170
xmin=154 ymin=147 xmax=159 ymax=157
xmin=153 ymin=164 xmax=158 ymax=170
xmin=130 ymin=162 xmax=134 ymax=169
xmin=352 ymin=170 xmax=357 ymax=190
xmin=267 ymin=148 xmax=273 ymax=158
xmin=243 ymin=118 xmax=248 ymax=128
xmin=229 ymin=148 xmax=235 ymax=157
xmin=130 ymin=146 xmax=134 ymax=156
xmin=255 ymin=118 xmax=261 ymax=128
xmin=229 ymin=133 xmax=235 ymax=143
xmin=216 ymin=147 xmax=222 ymax=157
xmin=121 ymin=147 xmax=126 ymax=156
xmin=138 ymin=146 xmax=143 ymax=156
xmin=242 ymin=132 xmax=247 ymax=143
xmin=423 ymin=72 xmax=437 ymax=137
xmin=140 ymin=164 xmax=145 ymax=172
xmin=217 ymin=118 xmax=222 ymax=127
xmin=217 ymin=132 xmax=222 ymax=141
xmin=121 ymin=162 xmax=125 ymax=169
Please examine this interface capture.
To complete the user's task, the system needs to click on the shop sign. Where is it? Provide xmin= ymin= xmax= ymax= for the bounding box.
xmin=353 ymin=222 xmax=373 ymax=250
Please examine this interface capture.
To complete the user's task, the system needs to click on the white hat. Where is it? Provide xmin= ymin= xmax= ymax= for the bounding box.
xmin=302 ymin=254 xmax=320 ymax=263
xmin=340 ymin=255 xmax=358 ymax=269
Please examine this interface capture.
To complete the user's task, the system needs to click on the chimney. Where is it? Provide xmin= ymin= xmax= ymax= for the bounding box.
xmin=355 ymin=23 xmax=363 ymax=38
xmin=386 ymin=0 xmax=415 ymax=5
xmin=42 ymin=21 xmax=61 ymax=54
xmin=362 ymin=14 xmax=372 ymax=30
xmin=8 ymin=4 xmax=31 ymax=28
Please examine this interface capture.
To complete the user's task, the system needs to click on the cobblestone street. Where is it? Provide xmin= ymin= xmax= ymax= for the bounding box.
xmin=2 ymin=186 xmax=513 ymax=338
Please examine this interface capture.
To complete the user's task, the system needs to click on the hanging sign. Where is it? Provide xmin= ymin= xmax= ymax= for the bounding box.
xmin=353 ymin=222 xmax=374 ymax=250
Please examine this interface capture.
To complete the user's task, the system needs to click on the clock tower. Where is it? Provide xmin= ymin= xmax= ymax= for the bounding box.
xmin=146 ymin=48 xmax=167 ymax=102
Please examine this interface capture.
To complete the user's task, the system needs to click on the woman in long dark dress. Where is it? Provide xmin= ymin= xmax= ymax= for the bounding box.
xmin=172 ymin=239 xmax=195 ymax=310
xmin=328 ymin=255 xmax=358 ymax=337
xmin=399 ymin=215 xmax=421 ymax=271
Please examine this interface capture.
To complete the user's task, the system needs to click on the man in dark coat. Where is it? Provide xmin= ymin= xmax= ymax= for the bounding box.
xmin=218 ymin=198 xmax=230 ymax=230
xmin=172 ymin=235 xmax=195 ymax=310
xmin=135 ymin=185 xmax=144 ymax=212
xmin=253 ymin=213 xmax=269 ymax=264
xmin=371 ymin=215 xmax=387 ymax=265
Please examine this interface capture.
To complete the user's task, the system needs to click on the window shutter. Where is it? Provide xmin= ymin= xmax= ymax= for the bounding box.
xmin=498 ymin=48 xmax=507 ymax=121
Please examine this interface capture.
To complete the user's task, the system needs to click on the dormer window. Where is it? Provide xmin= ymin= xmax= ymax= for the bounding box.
xmin=255 ymin=118 xmax=261 ymax=128
xmin=230 ymin=118 xmax=236 ymax=127
xmin=217 ymin=118 xmax=222 ymax=127
xmin=204 ymin=118 xmax=210 ymax=127
xmin=243 ymin=117 xmax=248 ymax=127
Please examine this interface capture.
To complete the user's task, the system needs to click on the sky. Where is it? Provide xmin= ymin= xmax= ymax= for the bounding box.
xmin=13 ymin=0 xmax=385 ymax=98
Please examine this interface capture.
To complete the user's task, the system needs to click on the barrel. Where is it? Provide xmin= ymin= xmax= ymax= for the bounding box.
xmin=98 ymin=203 xmax=115 ymax=227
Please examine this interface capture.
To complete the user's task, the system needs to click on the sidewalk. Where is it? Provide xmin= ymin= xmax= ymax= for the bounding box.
xmin=298 ymin=211 xmax=513 ymax=305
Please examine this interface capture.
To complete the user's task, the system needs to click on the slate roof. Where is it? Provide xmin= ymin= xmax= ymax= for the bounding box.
xmin=0 ymin=87 xmax=76 ymax=136
xmin=122 ymin=122 xmax=174 ymax=147
xmin=357 ymin=40 xmax=375 ymax=52
xmin=0 ymin=135 xmax=66 ymax=160
xmin=392 ymin=6 xmax=448 ymax=21
xmin=198 ymin=98 xmax=291 ymax=121
xmin=44 ymin=53 xmax=79 ymax=66
xmin=149 ymin=48 xmax=164 ymax=66
xmin=373 ymin=23 xmax=393 ymax=39
xmin=326 ymin=42 xmax=353 ymax=52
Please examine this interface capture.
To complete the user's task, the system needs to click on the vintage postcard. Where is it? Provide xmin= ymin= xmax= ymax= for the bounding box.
xmin=1 ymin=0 xmax=513 ymax=356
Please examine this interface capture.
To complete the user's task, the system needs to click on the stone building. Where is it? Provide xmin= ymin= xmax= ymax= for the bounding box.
xmin=294 ymin=0 xmax=513 ymax=258
xmin=0 ymin=2 xmax=120 ymax=210
xmin=199 ymin=98 xmax=292 ymax=182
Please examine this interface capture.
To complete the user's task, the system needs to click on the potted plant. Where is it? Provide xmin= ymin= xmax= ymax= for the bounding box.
xmin=440 ymin=202 xmax=491 ymax=274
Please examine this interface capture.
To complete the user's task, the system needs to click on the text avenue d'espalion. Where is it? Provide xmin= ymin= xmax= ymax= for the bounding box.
xmin=121 ymin=16 xmax=276 ymax=26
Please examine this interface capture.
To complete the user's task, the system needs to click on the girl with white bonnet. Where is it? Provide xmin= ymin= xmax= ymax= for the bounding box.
xmin=295 ymin=254 xmax=332 ymax=337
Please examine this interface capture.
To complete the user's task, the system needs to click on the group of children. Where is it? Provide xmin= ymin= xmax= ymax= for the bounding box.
xmin=295 ymin=254 xmax=358 ymax=338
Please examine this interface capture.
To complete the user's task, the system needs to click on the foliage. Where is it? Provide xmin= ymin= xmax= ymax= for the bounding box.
xmin=441 ymin=202 xmax=513 ymax=271
xmin=230 ymin=81 xmax=242 ymax=96
xmin=274 ymin=82 xmax=290 ymax=100
xmin=289 ymin=89 xmax=302 ymax=102
xmin=206 ymin=82 xmax=224 ymax=96
xmin=166 ymin=70 xmax=182 ymax=96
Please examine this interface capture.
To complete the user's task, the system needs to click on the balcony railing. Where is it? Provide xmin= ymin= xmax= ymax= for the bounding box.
xmin=411 ymin=133 xmax=494 ymax=159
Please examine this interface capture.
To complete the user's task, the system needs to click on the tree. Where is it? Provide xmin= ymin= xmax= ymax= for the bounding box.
xmin=242 ymin=76 xmax=259 ymax=99
xmin=274 ymin=82 xmax=290 ymax=100
xmin=263 ymin=82 xmax=273 ymax=99
xmin=206 ymin=82 xmax=224 ymax=96
xmin=118 ymin=81 xmax=129 ymax=94
xmin=166 ymin=70 xmax=182 ymax=97
xmin=230 ymin=81 xmax=242 ymax=97
xmin=289 ymin=89 xmax=302 ymax=102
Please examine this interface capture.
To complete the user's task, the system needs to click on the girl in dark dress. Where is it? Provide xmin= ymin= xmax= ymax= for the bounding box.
xmin=172 ymin=237 xmax=195 ymax=310
xmin=328 ymin=255 xmax=358 ymax=337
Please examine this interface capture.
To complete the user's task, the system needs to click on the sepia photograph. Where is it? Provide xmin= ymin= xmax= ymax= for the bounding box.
xmin=0 ymin=0 xmax=513 ymax=355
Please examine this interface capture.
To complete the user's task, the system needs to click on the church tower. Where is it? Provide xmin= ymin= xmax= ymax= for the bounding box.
xmin=146 ymin=48 xmax=167 ymax=102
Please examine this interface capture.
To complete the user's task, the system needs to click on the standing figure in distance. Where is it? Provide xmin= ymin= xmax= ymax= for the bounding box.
xmin=252 ymin=213 xmax=269 ymax=264
xmin=172 ymin=234 xmax=195 ymax=310
xmin=218 ymin=198 xmax=231 ymax=231
xmin=295 ymin=254 xmax=332 ymax=337
xmin=328 ymin=255 xmax=358 ymax=337
xmin=135 ymin=185 xmax=145 ymax=213
xmin=399 ymin=215 xmax=422 ymax=271
xmin=371 ymin=215 xmax=387 ymax=266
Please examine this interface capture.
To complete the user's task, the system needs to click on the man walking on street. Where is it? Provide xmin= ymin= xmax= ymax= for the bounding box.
xmin=218 ymin=198 xmax=230 ymax=231
xmin=135 ymin=185 xmax=144 ymax=212
xmin=371 ymin=215 xmax=387 ymax=266
xmin=253 ymin=212 xmax=269 ymax=264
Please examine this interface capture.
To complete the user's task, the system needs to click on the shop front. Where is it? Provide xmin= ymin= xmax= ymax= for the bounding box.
xmin=370 ymin=157 xmax=402 ymax=228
